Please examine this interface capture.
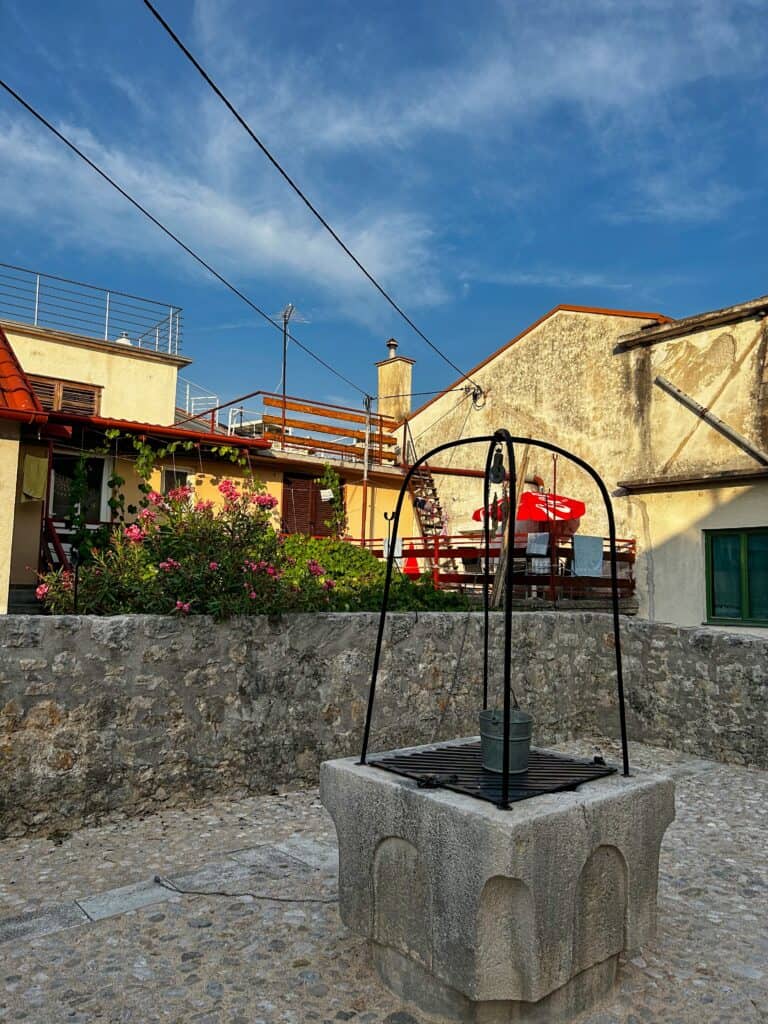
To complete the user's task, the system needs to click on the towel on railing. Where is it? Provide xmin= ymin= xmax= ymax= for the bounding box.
xmin=573 ymin=535 xmax=604 ymax=577
xmin=526 ymin=532 xmax=549 ymax=555
xmin=21 ymin=454 xmax=48 ymax=502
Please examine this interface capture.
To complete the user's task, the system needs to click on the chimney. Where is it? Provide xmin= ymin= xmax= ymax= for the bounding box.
xmin=376 ymin=338 xmax=414 ymax=422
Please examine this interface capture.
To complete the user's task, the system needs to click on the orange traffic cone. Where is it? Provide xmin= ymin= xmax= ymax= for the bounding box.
xmin=403 ymin=543 xmax=420 ymax=579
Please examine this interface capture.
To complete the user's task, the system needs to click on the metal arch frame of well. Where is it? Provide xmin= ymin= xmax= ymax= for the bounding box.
xmin=358 ymin=429 xmax=631 ymax=809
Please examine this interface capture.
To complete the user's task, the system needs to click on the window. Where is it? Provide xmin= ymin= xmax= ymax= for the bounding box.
xmin=161 ymin=467 xmax=194 ymax=494
xmin=705 ymin=528 xmax=768 ymax=626
xmin=50 ymin=455 xmax=105 ymax=522
xmin=29 ymin=374 xmax=101 ymax=415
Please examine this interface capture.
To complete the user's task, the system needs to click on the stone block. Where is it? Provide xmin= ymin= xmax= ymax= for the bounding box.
xmin=321 ymin=744 xmax=675 ymax=1023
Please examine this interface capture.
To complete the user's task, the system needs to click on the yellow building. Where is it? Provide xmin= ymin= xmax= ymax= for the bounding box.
xmin=0 ymin=264 xmax=417 ymax=613
xmin=402 ymin=300 xmax=768 ymax=632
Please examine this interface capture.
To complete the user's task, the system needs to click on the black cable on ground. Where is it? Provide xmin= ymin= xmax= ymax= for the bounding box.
xmin=154 ymin=874 xmax=337 ymax=905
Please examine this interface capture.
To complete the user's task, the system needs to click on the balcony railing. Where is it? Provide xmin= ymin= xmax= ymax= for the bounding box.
xmin=0 ymin=261 xmax=183 ymax=354
xmin=177 ymin=391 xmax=399 ymax=466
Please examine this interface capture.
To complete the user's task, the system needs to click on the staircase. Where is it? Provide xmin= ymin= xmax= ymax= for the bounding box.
xmin=408 ymin=464 xmax=447 ymax=537
xmin=8 ymin=585 xmax=43 ymax=614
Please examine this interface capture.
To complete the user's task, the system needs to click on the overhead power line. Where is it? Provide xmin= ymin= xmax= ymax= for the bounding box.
xmin=0 ymin=77 xmax=367 ymax=398
xmin=142 ymin=0 xmax=482 ymax=394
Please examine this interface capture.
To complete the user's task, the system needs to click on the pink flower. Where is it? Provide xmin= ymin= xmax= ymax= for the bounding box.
xmin=208 ymin=561 xmax=219 ymax=571
xmin=251 ymin=493 xmax=278 ymax=509
xmin=266 ymin=566 xmax=276 ymax=576
xmin=167 ymin=485 xmax=193 ymax=503
xmin=249 ymin=590 xmax=257 ymax=600
xmin=307 ymin=559 xmax=325 ymax=577
xmin=138 ymin=507 xmax=157 ymax=523
xmin=218 ymin=479 xmax=240 ymax=503
xmin=175 ymin=600 xmax=191 ymax=615
xmin=322 ymin=579 xmax=336 ymax=591
xmin=124 ymin=524 xmax=147 ymax=543
xmin=194 ymin=499 xmax=214 ymax=513
xmin=159 ymin=558 xmax=181 ymax=573
xmin=35 ymin=583 xmax=49 ymax=601
xmin=147 ymin=491 xmax=166 ymax=506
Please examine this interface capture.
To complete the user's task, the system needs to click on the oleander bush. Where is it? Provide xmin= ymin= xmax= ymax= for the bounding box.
xmin=36 ymin=477 xmax=469 ymax=617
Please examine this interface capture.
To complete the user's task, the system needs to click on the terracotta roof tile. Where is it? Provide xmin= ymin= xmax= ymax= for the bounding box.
xmin=0 ymin=326 xmax=44 ymax=415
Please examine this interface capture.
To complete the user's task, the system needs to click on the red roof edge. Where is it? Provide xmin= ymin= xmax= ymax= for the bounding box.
xmin=0 ymin=326 xmax=46 ymax=421
xmin=402 ymin=303 xmax=671 ymax=425
xmin=47 ymin=411 xmax=273 ymax=450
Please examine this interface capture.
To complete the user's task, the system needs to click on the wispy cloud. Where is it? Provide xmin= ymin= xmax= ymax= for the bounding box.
xmin=463 ymin=268 xmax=632 ymax=291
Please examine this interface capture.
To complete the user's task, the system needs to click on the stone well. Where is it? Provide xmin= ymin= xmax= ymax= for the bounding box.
xmin=321 ymin=743 xmax=675 ymax=1023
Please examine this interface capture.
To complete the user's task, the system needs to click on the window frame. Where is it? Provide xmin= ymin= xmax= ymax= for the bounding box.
xmin=161 ymin=466 xmax=195 ymax=495
xmin=28 ymin=373 xmax=102 ymax=416
xmin=704 ymin=527 xmax=768 ymax=627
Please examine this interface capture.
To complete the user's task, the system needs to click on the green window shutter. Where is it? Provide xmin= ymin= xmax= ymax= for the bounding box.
xmin=710 ymin=533 xmax=741 ymax=619
xmin=747 ymin=533 xmax=768 ymax=620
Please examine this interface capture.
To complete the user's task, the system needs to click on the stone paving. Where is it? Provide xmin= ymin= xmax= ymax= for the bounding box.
xmin=0 ymin=740 xmax=766 ymax=1023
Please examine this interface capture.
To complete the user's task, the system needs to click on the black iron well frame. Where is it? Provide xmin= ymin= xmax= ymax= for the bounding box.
xmin=359 ymin=429 xmax=631 ymax=809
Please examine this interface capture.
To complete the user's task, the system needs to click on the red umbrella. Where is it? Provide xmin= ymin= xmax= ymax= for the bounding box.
xmin=471 ymin=496 xmax=507 ymax=522
xmin=472 ymin=492 xmax=585 ymax=523
xmin=516 ymin=491 xmax=585 ymax=522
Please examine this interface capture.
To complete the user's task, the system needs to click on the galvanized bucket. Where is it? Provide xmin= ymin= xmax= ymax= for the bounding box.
xmin=479 ymin=708 xmax=533 ymax=774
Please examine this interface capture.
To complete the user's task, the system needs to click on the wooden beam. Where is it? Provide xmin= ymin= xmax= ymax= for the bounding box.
xmin=263 ymin=395 xmax=395 ymax=428
xmin=279 ymin=434 xmax=397 ymax=461
xmin=262 ymin=413 xmax=397 ymax=445
xmin=654 ymin=375 xmax=768 ymax=467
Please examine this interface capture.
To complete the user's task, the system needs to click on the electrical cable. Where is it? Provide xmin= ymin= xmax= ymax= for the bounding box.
xmin=154 ymin=874 xmax=337 ymax=904
xmin=142 ymin=0 xmax=483 ymax=394
xmin=0 ymin=77 xmax=368 ymax=398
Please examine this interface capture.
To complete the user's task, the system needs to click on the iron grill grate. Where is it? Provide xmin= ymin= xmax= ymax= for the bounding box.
xmin=367 ymin=740 xmax=616 ymax=807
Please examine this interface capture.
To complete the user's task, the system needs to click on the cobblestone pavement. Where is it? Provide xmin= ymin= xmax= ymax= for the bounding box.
xmin=0 ymin=741 xmax=766 ymax=1024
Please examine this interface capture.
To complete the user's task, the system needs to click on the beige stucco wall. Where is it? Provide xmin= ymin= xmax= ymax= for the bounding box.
xmin=0 ymin=423 xmax=22 ymax=610
xmin=406 ymin=309 xmax=768 ymax=627
xmin=345 ymin=474 xmax=417 ymax=543
xmin=4 ymin=324 xmax=181 ymax=424
xmin=630 ymin=483 xmax=768 ymax=632
xmin=9 ymin=442 xmax=48 ymax=586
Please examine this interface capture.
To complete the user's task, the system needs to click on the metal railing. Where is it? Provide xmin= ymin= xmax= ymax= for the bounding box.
xmin=176 ymin=375 xmax=220 ymax=418
xmin=0 ymin=261 xmax=183 ymax=353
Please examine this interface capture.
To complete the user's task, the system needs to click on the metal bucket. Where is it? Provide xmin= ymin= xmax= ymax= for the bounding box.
xmin=479 ymin=708 xmax=533 ymax=774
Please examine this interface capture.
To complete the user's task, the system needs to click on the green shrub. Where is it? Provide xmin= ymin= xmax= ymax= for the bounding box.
xmin=36 ymin=479 xmax=470 ymax=617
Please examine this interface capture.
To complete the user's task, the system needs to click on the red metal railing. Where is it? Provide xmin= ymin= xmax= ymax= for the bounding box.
xmin=353 ymin=532 xmax=636 ymax=598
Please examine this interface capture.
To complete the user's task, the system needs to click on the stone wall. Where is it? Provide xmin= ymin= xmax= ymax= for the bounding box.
xmin=1 ymin=612 xmax=766 ymax=837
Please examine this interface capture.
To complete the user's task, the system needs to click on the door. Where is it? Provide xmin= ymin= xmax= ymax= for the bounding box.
xmin=281 ymin=473 xmax=339 ymax=536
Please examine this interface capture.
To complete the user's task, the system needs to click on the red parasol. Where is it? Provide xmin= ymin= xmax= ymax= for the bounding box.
xmin=516 ymin=491 xmax=585 ymax=522
xmin=472 ymin=491 xmax=585 ymax=523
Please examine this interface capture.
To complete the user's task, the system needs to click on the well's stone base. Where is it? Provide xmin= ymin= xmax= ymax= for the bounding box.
xmin=321 ymin=741 xmax=675 ymax=1023
xmin=373 ymin=944 xmax=618 ymax=1024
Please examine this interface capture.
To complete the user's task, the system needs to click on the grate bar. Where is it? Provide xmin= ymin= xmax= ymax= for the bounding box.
xmin=368 ymin=741 xmax=615 ymax=808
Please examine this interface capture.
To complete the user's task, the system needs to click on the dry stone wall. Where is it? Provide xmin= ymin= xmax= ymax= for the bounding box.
xmin=0 ymin=612 xmax=765 ymax=837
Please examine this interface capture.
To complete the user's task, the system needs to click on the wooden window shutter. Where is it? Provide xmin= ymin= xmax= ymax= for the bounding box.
xmin=60 ymin=382 xmax=100 ymax=415
xmin=28 ymin=375 xmax=101 ymax=415
xmin=29 ymin=377 xmax=57 ymax=410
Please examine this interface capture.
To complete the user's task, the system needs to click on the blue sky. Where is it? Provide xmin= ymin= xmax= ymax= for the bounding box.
xmin=1 ymin=0 xmax=767 ymax=412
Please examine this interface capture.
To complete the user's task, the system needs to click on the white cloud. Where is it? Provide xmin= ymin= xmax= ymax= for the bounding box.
xmin=0 ymin=114 xmax=446 ymax=317
xmin=463 ymin=268 xmax=632 ymax=291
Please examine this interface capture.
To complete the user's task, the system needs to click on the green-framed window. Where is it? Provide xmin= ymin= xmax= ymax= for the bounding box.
xmin=705 ymin=528 xmax=768 ymax=626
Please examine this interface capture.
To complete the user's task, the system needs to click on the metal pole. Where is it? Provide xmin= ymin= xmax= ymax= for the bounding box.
xmin=168 ymin=307 xmax=173 ymax=352
xmin=361 ymin=395 xmax=371 ymax=547
xmin=281 ymin=304 xmax=294 ymax=449
xmin=33 ymin=274 xmax=40 ymax=326
xmin=104 ymin=291 xmax=110 ymax=340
